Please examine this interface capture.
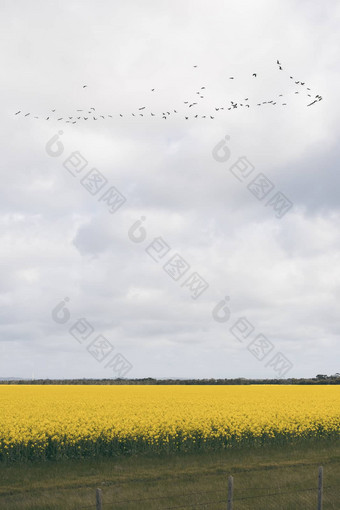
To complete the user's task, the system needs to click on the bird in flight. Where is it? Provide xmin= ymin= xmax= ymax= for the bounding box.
xmin=252 ymin=73 xmax=257 ymax=77
xmin=277 ymin=60 xmax=281 ymax=65
xmin=151 ymin=89 xmax=155 ymax=91
xmin=83 ymin=85 xmax=87 ymax=88
xmin=139 ymin=107 xmax=145 ymax=110
xmin=307 ymin=100 xmax=317 ymax=107
xmin=193 ymin=65 xmax=198 ymax=68
xmin=279 ymin=66 xmax=282 ymax=70
xmin=25 ymin=113 xmax=30 ymax=116
xmin=15 ymin=111 xmax=21 ymax=115
xmin=229 ymin=77 xmax=234 ymax=79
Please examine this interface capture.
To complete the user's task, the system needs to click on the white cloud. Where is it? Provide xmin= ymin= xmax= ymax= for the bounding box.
xmin=0 ymin=0 xmax=339 ymax=379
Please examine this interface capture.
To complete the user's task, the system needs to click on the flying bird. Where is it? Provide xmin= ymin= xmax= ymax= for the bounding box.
xmin=252 ymin=73 xmax=257 ymax=77
xmin=151 ymin=89 xmax=155 ymax=91
xmin=139 ymin=107 xmax=145 ymax=110
xmin=279 ymin=66 xmax=282 ymax=70
xmin=307 ymin=100 xmax=317 ymax=107
xmin=14 ymin=111 xmax=21 ymax=115
xmin=193 ymin=65 xmax=198 ymax=68
xmin=83 ymin=85 xmax=87 ymax=88
xmin=229 ymin=77 xmax=234 ymax=79
xmin=25 ymin=113 xmax=30 ymax=116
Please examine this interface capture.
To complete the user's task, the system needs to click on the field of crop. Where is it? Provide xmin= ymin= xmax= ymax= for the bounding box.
xmin=0 ymin=385 xmax=339 ymax=462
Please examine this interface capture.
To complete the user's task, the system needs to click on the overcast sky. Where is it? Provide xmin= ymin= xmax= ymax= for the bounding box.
xmin=1 ymin=0 xmax=339 ymax=379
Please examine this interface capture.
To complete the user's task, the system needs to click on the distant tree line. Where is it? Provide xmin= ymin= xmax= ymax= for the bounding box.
xmin=1 ymin=374 xmax=339 ymax=385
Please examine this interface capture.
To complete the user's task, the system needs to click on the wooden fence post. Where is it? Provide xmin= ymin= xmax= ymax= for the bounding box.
xmin=318 ymin=466 xmax=323 ymax=510
xmin=227 ymin=475 xmax=234 ymax=510
xmin=96 ymin=488 xmax=103 ymax=510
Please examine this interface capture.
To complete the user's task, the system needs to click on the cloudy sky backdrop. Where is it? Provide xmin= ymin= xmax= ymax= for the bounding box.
xmin=1 ymin=0 xmax=339 ymax=379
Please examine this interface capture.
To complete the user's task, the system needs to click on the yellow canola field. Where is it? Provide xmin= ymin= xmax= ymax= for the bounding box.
xmin=0 ymin=385 xmax=339 ymax=461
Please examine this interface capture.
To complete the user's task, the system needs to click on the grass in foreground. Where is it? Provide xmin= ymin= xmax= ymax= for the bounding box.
xmin=0 ymin=439 xmax=339 ymax=509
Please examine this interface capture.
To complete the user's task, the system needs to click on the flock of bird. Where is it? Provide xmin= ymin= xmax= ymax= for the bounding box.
xmin=14 ymin=60 xmax=323 ymax=124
